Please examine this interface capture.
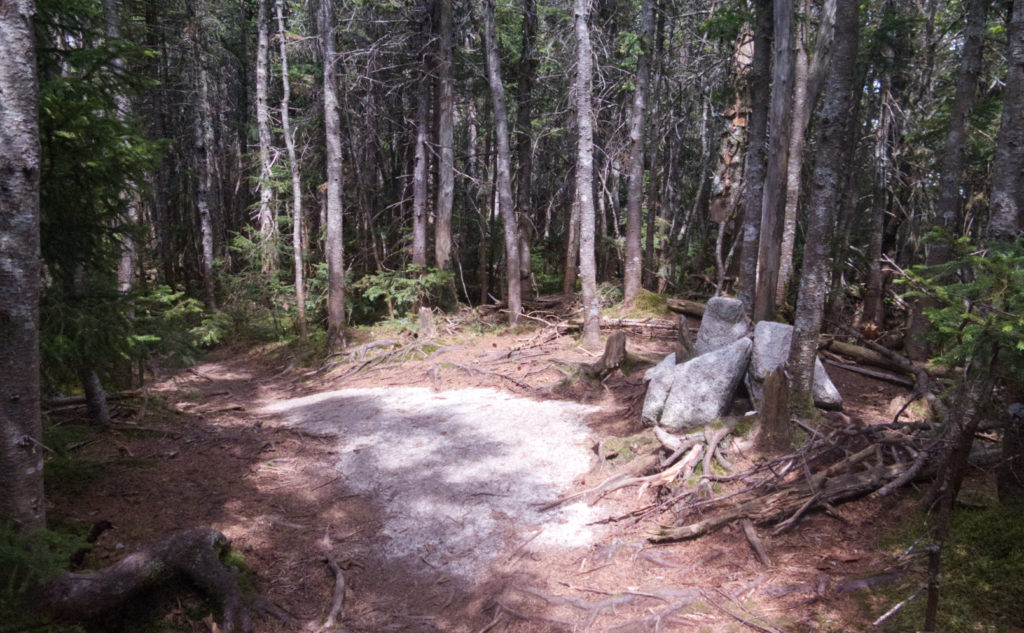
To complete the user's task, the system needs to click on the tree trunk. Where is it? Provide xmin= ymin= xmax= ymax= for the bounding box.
xmin=736 ymin=0 xmax=772 ymax=315
xmin=906 ymin=0 xmax=989 ymax=360
xmin=411 ymin=61 xmax=430 ymax=268
xmin=515 ymin=0 xmax=537 ymax=301
xmin=863 ymin=74 xmax=893 ymax=329
xmin=483 ymin=0 xmax=521 ymax=324
xmin=79 ymin=369 xmax=113 ymax=426
xmin=993 ymin=0 xmax=1024 ymax=504
xmin=0 ymin=0 xmax=45 ymax=532
xmin=622 ymin=0 xmax=655 ymax=304
xmin=435 ymin=0 xmax=454 ymax=271
xmin=989 ymin=0 xmax=1023 ymax=242
xmin=276 ymin=0 xmax=306 ymax=341
xmin=776 ymin=0 xmax=836 ymax=305
xmin=752 ymin=0 xmax=795 ymax=322
xmin=319 ymin=0 xmax=346 ymax=350
xmin=255 ymin=0 xmax=276 ymax=274
xmin=196 ymin=53 xmax=218 ymax=311
xmin=788 ymin=0 xmax=861 ymax=410
xmin=574 ymin=0 xmax=599 ymax=348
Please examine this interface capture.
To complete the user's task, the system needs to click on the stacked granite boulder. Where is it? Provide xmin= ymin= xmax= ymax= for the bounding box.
xmin=642 ymin=297 xmax=841 ymax=431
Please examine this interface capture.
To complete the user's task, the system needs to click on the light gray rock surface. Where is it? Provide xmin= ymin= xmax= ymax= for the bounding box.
xmin=641 ymin=353 xmax=677 ymax=426
xmin=748 ymin=320 xmax=842 ymax=408
xmin=694 ymin=296 xmax=751 ymax=355
xmin=660 ymin=337 xmax=752 ymax=431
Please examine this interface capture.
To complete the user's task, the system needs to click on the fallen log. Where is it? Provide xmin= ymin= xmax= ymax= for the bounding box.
xmin=564 ymin=317 xmax=677 ymax=336
xmin=45 ymin=390 xmax=141 ymax=409
xmin=36 ymin=528 xmax=273 ymax=633
xmin=823 ymin=358 xmax=915 ymax=388
xmin=666 ymin=298 xmax=706 ymax=317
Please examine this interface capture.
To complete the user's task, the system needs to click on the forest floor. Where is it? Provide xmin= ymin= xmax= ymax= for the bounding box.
xmin=45 ymin=311 xmax=942 ymax=633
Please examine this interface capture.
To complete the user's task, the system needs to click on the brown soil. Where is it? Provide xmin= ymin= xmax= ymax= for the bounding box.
xmin=46 ymin=322 xmax=929 ymax=633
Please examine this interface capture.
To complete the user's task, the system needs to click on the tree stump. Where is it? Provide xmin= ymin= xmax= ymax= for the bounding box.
xmin=756 ymin=366 xmax=791 ymax=454
xmin=583 ymin=332 xmax=627 ymax=380
xmin=418 ymin=306 xmax=437 ymax=338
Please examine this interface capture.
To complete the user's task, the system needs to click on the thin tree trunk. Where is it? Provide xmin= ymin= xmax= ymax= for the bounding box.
xmin=863 ymin=73 xmax=893 ymax=329
xmin=515 ymin=0 xmax=537 ymax=301
xmin=736 ymin=0 xmax=772 ymax=315
xmin=992 ymin=0 xmax=1024 ymax=504
xmin=776 ymin=0 xmax=836 ymax=304
xmin=574 ymin=0 xmax=599 ymax=347
xmin=989 ymin=0 xmax=1023 ymax=242
xmin=319 ymin=0 xmax=346 ymax=350
xmin=276 ymin=0 xmax=306 ymax=341
xmin=906 ymin=0 xmax=989 ymax=360
xmin=255 ymin=0 xmax=276 ymax=274
xmin=196 ymin=61 xmax=218 ymax=310
xmin=753 ymin=0 xmax=795 ymax=322
xmin=622 ymin=0 xmax=655 ymax=304
xmin=411 ymin=65 xmax=430 ymax=267
xmin=435 ymin=0 xmax=454 ymax=271
xmin=0 ymin=0 xmax=45 ymax=532
xmin=788 ymin=0 xmax=860 ymax=410
xmin=483 ymin=0 xmax=521 ymax=323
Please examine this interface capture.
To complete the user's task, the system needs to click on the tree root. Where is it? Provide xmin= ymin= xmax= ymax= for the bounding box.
xmin=36 ymin=528 xmax=279 ymax=633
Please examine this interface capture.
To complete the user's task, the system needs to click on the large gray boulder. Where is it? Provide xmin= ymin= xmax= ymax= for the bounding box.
xmin=694 ymin=296 xmax=751 ymax=355
xmin=748 ymin=320 xmax=842 ymax=408
xmin=641 ymin=353 xmax=676 ymax=426
xmin=660 ymin=337 xmax=752 ymax=431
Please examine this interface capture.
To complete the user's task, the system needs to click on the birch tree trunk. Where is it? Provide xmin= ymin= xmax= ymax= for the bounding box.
xmin=574 ymin=0 xmax=600 ymax=348
xmin=788 ymin=0 xmax=861 ymax=410
xmin=753 ymin=0 xmax=795 ymax=322
xmin=0 ymin=0 xmax=46 ymax=531
xmin=736 ymin=0 xmax=772 ymax=314
xmin=255 ymin=0 xmax=276 ymax=274
xmin=319 ymin=0 xmax=346 ymax=350
xmin=276 ymin=0 xmax=306 ymax=341
xmin=483 ymin=0 xmax=521 ymax=323
xmin=622 ymin=0 xmax=655 ymax=304
xmin=435 ymin=0 xmax=454 ymax=271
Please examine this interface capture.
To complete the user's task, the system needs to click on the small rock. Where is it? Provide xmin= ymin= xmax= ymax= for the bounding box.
xmin=660 ymin=337 xmax=752 ymax=431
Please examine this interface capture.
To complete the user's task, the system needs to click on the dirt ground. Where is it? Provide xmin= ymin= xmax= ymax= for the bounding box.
xmin=45 ymin=319 xmax=930 ymax=633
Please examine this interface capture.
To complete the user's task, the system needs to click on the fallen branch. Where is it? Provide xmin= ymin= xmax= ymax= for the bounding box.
xmin=823 ymin=359 xmax=915 ymax=388
xmin=741 ymin=519 xmax=772 ymax=567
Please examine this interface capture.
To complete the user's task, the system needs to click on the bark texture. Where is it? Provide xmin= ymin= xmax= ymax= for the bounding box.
xmin=0 ymin=0 xmax=45 ymax=532
xmin=276 ymin=0 xmax=307 ymax=340
xmin=788 ymin=0 xmax=861 ymax=405
xmin=320 ymin=0 xmax=346 ymax=350
xmin=989 ymin=0 xmax=1024 ymax=242
xmin=574 ymin=0 xmax=600 ymax=348
xmin=435 ymin=0 xmax=455 ymax=270
xmin=753 ymin=0 xmax=795 ymax=322
xmin=483 ymin=0 xmax=521 ymax=323
xmin=255 ymin=0 xmax=277 ymax=274
xmin=736 ymin=0 xmax=772 ymax=315
xmin=622 ymin=0 xmax=655 ymax=304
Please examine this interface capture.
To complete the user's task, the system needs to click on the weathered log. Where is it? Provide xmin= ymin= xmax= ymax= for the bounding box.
xmin=36 ymin=528 xmax=256 ymax=633
xmin=566 ymin=317 xmax=677 ymax=335
xmin=756 ymin=368 xmax=791 ymax=454
xmin=45 ymin=390 xmax=141 ymax=409
xmin=823 ymin=358 xmax=915 ymax=388
xmin=819 ymin=339 xmax=911 ymax=375
xmin=666 ymin=298 xmax=706 ymax=317
xmin=741 ymin=518 xmax=772 ymax=567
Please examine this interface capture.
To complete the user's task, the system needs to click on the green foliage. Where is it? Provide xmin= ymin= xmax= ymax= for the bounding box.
xmin=222 ymin=229 xmax=305 ymax=342
xmin=0 ymin=522 xmax=88 ymax=631
xmin=880 ymin=502 xmax=1024 ymax=632
xmin=353 ymin=266 xmax=455 ymax=320
xmin=900 ymin=232 xmax=1024 ymax=382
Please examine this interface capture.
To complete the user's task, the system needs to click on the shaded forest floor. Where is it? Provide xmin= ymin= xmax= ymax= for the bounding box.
xmin=45 ymin=312 xmax=956 ymax=633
